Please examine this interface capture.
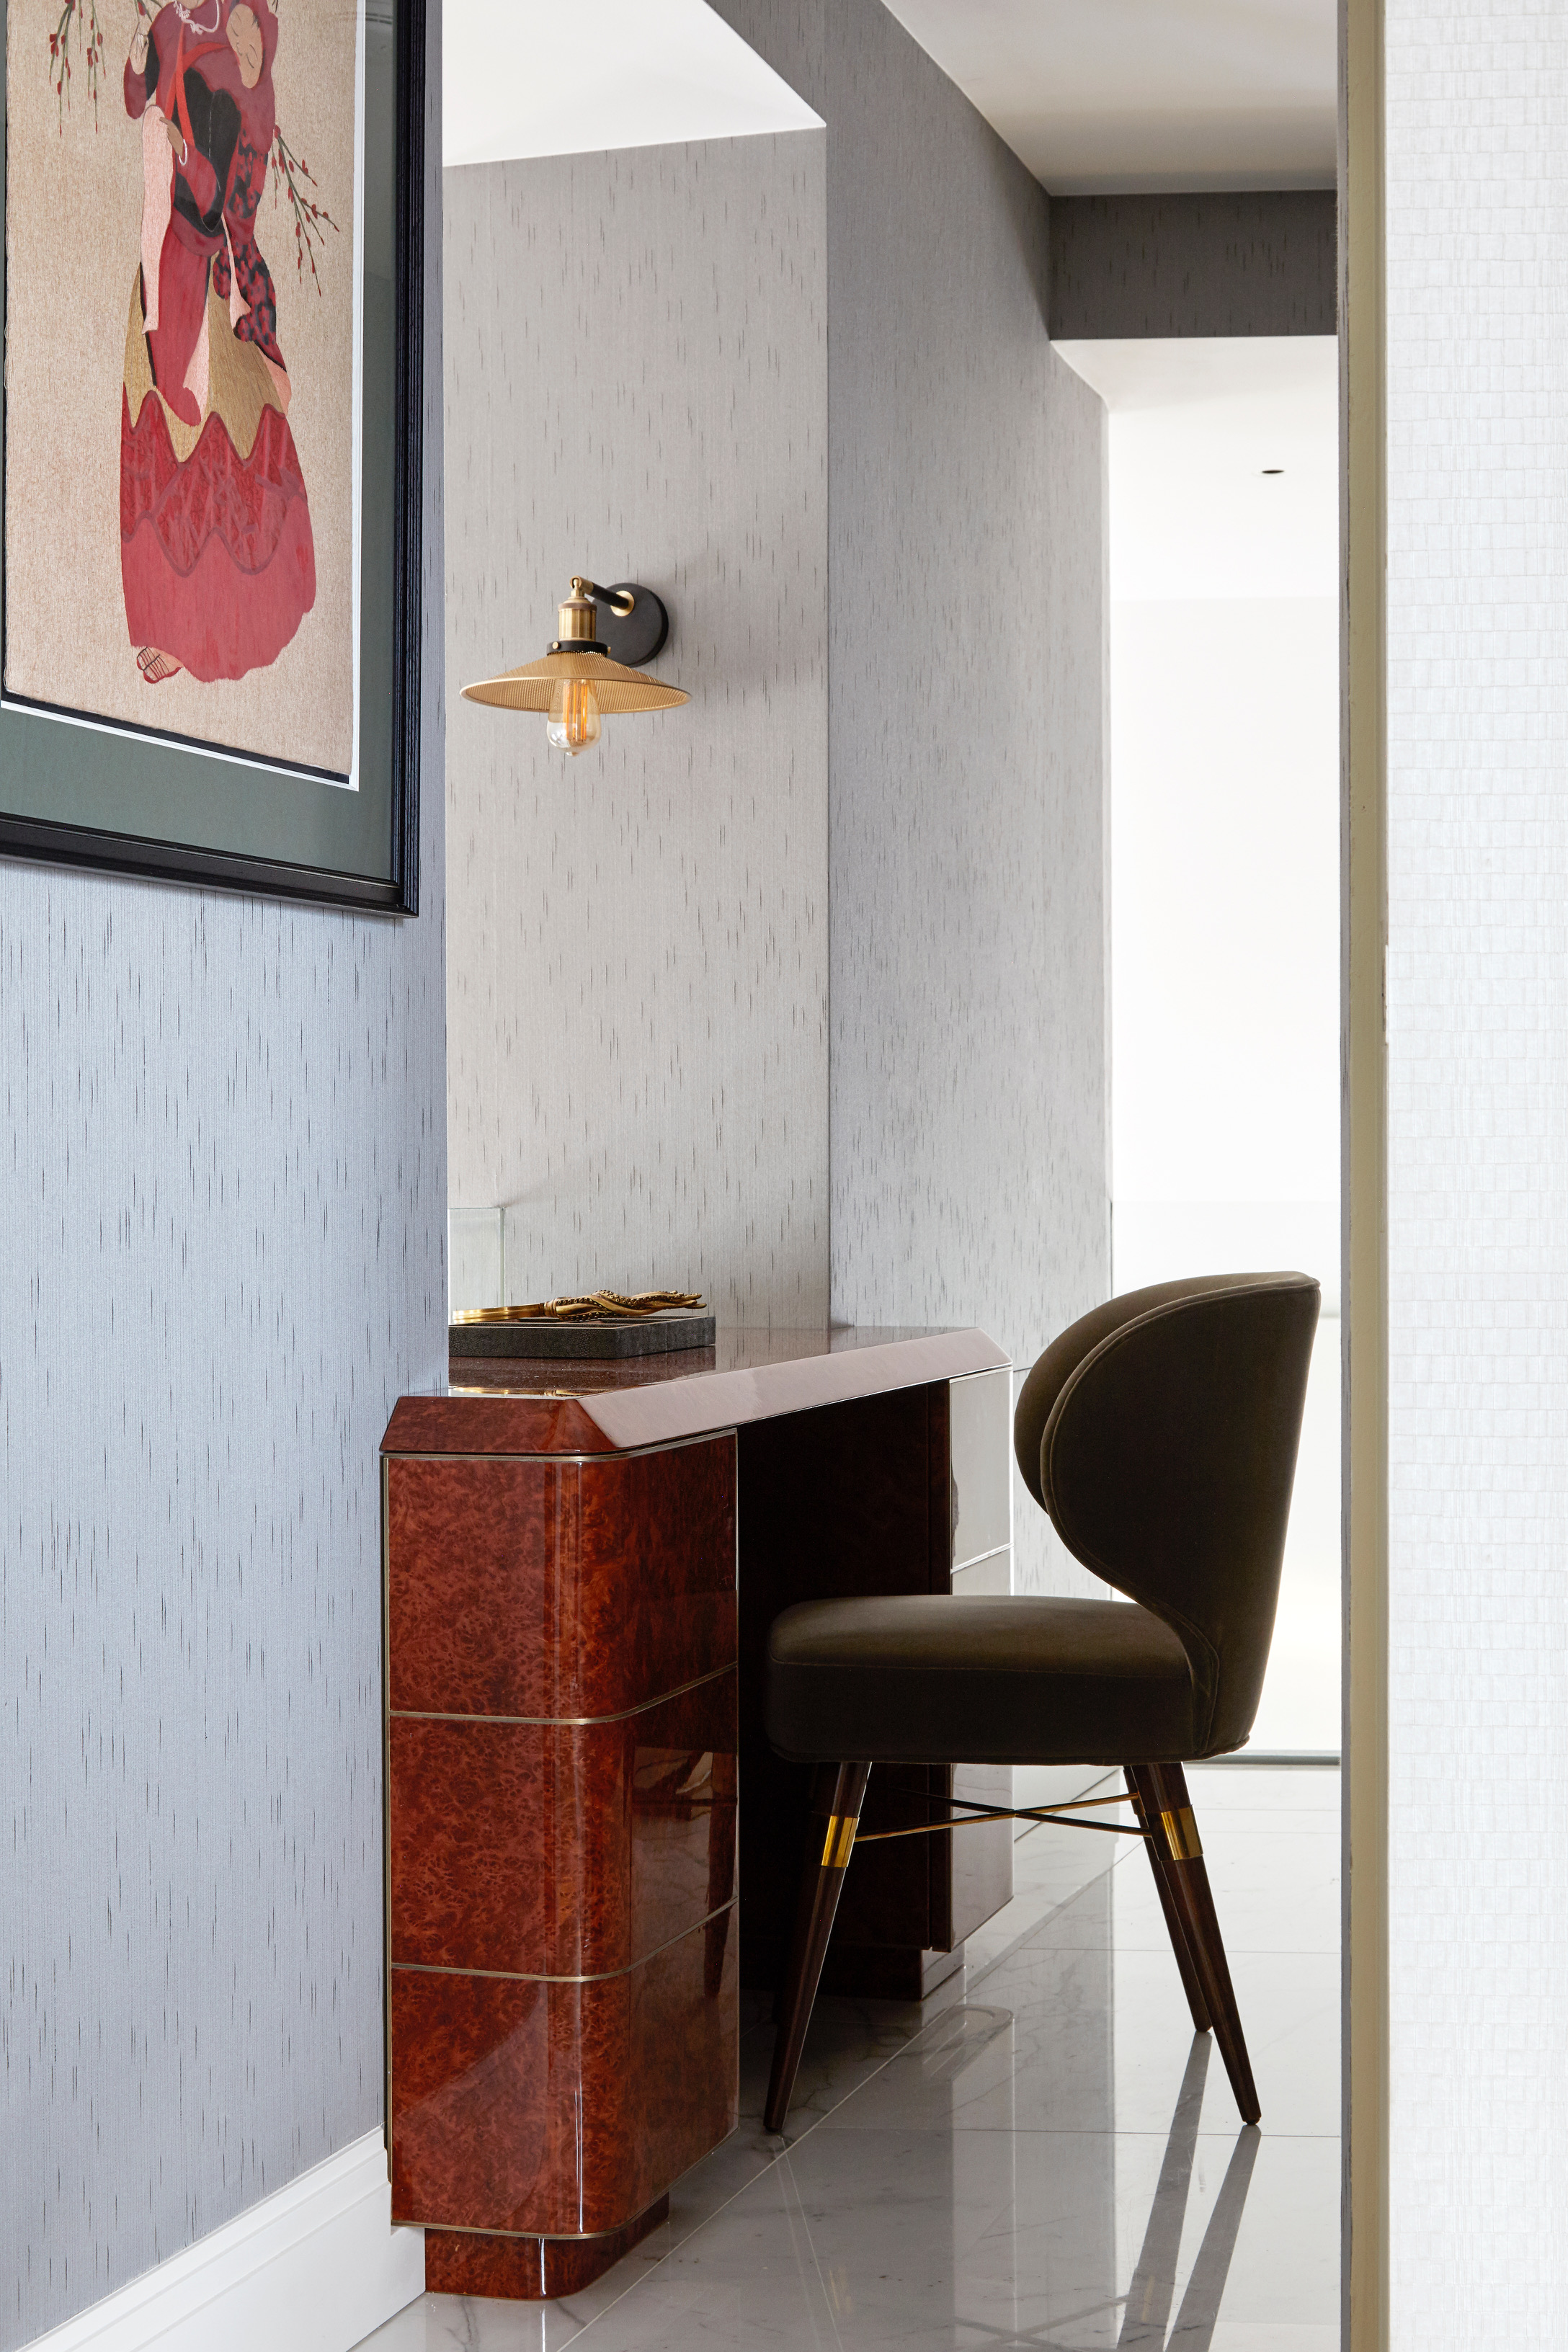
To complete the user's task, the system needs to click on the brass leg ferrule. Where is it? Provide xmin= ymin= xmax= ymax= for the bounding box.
xmin=819 ymin=1813 xmax=857 ymax=1868
xmin=1160 ymin=1805 xmax=1203 ymax=1862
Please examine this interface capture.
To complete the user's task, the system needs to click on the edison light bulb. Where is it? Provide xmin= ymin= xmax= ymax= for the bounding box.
xmin=547 ymin=677 xmax=602 ymax=756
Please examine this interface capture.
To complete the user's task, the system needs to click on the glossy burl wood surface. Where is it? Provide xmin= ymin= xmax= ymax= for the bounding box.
xmin=383 ymin=1333 xmax=1017 ymax=2293
xmin=385 ymin=1430 xmax=739 ymax=2295
xmin=423 ymin=2199 xmax=670 ymax=2301
xmin=380 ymin=1325 xmax=1007 ymax=1457
xmin=387 ymin=1443 xmax=736 ymax=1719
xmin=391 ymin=1675 xmax=736 ymax=1977
xmin=391 ymin=1916 xmax=739 ymax=2237
xmin=384 ymin=1391 xmax=620 ymax=1456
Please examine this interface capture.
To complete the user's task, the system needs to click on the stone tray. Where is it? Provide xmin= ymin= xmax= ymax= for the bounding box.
xmin=449 ymin=1312 xmax=716 ymax=1360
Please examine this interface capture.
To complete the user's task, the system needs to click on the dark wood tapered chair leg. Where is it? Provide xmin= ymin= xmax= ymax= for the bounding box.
xmin=1144 ymin=1761 xmax=1260 ymax=2124
xmin=764 ymin=1760 xmax=871 ymax=2134
xmin=1126 ymin=1765 xmax=1211 ymax=2032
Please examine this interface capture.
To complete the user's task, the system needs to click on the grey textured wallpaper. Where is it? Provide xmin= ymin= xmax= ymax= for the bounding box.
xmin=444 ymin=135 xmax=830 ymax=1324
xmin=445 ymin=6 xmax=1107 ymax=1551
xmin=824 ymin=2 xmax=1108 ymax=1360
xmin=1049 ymin=192 xmax=1339 ymax=339
xmin=714 ymin=0 xmax=1112 ymax=1592
xmin=0 ymin=11 xmax=447 ymax=2346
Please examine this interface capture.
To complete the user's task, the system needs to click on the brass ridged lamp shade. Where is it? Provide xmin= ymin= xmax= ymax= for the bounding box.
xmin=462 ymin=577 xmax=689 ymax=757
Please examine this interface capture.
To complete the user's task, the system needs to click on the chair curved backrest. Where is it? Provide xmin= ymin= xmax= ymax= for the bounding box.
xmin=1013 ymin=1273 xmax=1321 ymax=1756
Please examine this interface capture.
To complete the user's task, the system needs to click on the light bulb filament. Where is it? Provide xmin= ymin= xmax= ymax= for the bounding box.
xmin=547 ymin=677 xmax=602 ymax=757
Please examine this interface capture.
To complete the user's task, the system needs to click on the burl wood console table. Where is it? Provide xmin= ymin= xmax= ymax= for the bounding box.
xmin=381 ymin=1326 xmax=1015 ymax=2299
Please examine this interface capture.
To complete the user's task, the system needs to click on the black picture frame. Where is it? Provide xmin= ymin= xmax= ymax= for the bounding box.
xmin=0 ymin=0 xmax=424 ymax=914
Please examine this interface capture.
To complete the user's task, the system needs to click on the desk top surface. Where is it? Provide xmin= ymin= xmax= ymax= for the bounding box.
xmin=383 ymin=1324 xmax=1010 ymax=1457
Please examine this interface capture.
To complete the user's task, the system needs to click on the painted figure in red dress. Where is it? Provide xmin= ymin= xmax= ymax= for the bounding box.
xmin=121 ymin=0 xmax=315 ymax=687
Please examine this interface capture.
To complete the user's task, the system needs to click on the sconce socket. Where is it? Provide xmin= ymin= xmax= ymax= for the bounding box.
xmin=551 ymin=579 xmax=669 ymax=668
xmin=552 ymin=588 xmax=605 ymax=654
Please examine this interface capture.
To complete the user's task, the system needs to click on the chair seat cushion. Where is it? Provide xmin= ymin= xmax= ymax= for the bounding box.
xmin=765 ymin=1595 xmax=1199 ymax=1767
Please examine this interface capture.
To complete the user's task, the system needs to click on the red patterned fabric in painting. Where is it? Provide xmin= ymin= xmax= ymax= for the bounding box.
xmin=213 ymin=133 xmax=282 ymax=368
xmin=120 ymin=1 xmax=315 ymax=683
xmin=120 ymin=388 xmax=315 ymax=682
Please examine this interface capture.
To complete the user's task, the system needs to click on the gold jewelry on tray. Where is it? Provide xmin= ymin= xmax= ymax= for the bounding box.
xmin=453 ymin=1289 xmax=706 ymax=1326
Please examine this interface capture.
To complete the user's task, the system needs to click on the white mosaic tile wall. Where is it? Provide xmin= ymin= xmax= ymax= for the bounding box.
xmin=1386 ymin=1 xmax=1568 ymax=2330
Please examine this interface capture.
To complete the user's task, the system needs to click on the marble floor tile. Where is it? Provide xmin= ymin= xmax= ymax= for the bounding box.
xmin=356 ymin=1773 xmax=1342 ymax=2352
xmin=1202 ymin=2332 xmax=1337 ymax=2351
xmin=1180 ymin=1766 xmax=1341 ymax=1835
xmin=834 ymin=1943 xmax=1337 ymax=2141
xmin=735 ymin=1973 xmax=975 ymax=2147
xmin=1019 ymin=1832 xmax=1340 ymax=1959
xmin=960 ymin=1808 xmax=1126 ymax=1978
xmin=1186 ymin=1765 xmax=1340 ymax=1807
xmin=481 ymin=2120 xmax=1336 ymax=2351
xmin=360 ymin=2289 xmax=589 ymax=2351
xmin=1175 ymin=1808 xmax=1341 ymax=1843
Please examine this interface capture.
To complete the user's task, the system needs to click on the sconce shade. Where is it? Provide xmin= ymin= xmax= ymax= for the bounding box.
xmin=461 ymin=649 xmax=688 ymax=716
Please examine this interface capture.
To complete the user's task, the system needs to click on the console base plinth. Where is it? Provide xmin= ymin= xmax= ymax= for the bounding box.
xmin=423 ymin=2197 xmax=671 ymax=2302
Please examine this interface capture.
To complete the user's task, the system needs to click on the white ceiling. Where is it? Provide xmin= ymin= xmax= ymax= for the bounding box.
xmin=878 ymin=0 xmax=1336 ymax=195
xmin=1055 ymin=339 xmax=1338 ymax=600
xmin=445 ymin=1 xmax=1333 ymax=195
xmin=443 ymin=0 xmax=820 ymax=172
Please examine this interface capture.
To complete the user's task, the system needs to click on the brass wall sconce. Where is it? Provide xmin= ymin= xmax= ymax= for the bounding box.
xmin=462 ymin=579 xmax=689 ymax=757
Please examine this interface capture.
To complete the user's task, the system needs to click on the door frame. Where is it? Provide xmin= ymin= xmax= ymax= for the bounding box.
xmin=1340 ymin=0 xmax=1387 ymax=2342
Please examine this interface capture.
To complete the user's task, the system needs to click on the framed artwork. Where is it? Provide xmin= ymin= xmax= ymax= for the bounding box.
xmin=0 ymin=0 xmax=424 ymax=912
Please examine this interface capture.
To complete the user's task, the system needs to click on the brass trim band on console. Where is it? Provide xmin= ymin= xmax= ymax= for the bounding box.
xmin=424 ymin=2217 xmax=662 ymax=2245
xmin=380 ymin=1461 xmax=396 ymax=2183
xmin=390 ymin=1901 xmax=736 ymax=1987
xmin=1160 ymin=1805 xmax=1203 ymax=1861
xmin=389 ymin=1660 xmax=735 ymax=1730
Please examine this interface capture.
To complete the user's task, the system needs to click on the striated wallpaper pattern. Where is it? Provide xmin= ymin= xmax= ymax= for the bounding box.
xmin=1 ymin=6 xmax=1117 ymax=2343
xmin=454 ymin=1 xmax=1113 ymax=1592
xmin=824 ymin=0 xmax=1110 ymax=1379
xmin=715 ymin=0 xmax=1112 ymax=1592
xmin=443 ymin=133 xmax=831 ymax=1327
xmin=0 ymin=10 xmax=447 ymax=2345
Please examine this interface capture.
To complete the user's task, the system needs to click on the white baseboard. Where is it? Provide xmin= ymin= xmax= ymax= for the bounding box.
xmin=24 ymin=2132 xmax=424 ymax=2352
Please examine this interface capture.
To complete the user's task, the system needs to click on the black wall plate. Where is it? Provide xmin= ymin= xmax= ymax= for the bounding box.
xmin=599 ymin=583 xmax=670 ymax=668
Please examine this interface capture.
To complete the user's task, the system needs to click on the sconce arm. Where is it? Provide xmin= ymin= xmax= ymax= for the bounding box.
xmin=571 ymin=576 xmax=637 ymax=618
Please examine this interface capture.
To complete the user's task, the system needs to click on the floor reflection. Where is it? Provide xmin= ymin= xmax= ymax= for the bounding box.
xmin=1115 ymin=2038 xmax=1260 ymax=2350
xmin=355 ymin=1766 xmax=1338 ymax=2352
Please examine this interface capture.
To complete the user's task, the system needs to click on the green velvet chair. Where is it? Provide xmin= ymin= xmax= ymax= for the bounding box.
xmin=762 ymin=1270 xmax=1321 ymax=2132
